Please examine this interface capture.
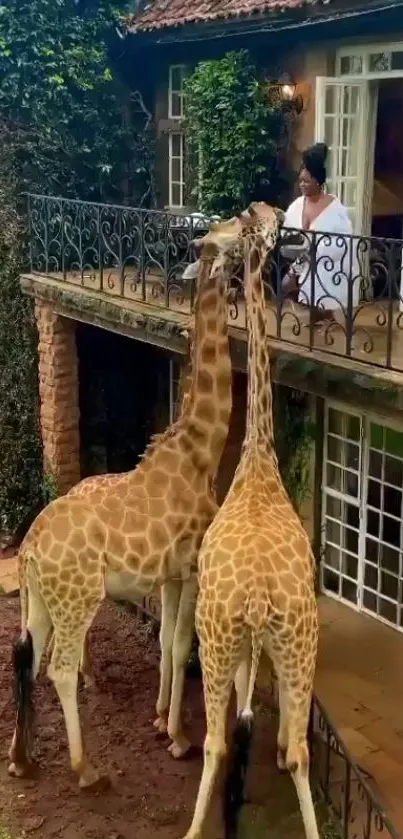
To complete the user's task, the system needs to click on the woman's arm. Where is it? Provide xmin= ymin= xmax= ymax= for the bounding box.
xmin=281 ymin=198 xmax=306 ymax=257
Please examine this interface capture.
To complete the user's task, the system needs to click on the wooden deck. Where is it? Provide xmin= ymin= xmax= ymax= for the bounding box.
xmin=32 ymin=268 xmax=403 ymax=378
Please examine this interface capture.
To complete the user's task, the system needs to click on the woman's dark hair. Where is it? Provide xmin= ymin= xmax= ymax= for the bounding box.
xmin=301 ymin=142 xmax=328 ymax=186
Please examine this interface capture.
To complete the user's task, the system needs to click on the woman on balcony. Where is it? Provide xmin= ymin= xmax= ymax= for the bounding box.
xmin=281 ymin=142 xmax=359 ymax=326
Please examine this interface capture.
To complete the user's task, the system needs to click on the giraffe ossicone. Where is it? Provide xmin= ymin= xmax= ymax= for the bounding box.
xmin=182 ymin=201 xmax=320 ymax=839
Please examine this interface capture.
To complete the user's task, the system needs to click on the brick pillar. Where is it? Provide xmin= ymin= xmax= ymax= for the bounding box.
xmin=35 ymin=301 xmax=81 ymax=494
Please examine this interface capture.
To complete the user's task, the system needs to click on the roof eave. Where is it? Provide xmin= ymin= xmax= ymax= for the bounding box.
xmin=125 ymin=0 xmax=403 ymax=45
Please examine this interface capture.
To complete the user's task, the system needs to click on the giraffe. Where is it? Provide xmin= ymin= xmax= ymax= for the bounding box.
xmin=44 ymin=338 xmax=195 ymax=691
xmin=7 ymin=215 xmax=242 ymax=790
xmin=182 ymin=202 xmax=320 ymax=839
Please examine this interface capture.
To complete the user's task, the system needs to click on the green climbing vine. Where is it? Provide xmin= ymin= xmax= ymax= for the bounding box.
xmin=42 ymin=472 xmax=60 ymax=506
xmin=0 ymin=0 xmax=155 ymax=542
xmin=0 ymin=139 xmax=43 ymax=541
xmin=184 ymin=49 xmax=295 ymax=216
xmin=274 ymin=386 xmax=317 ymax=514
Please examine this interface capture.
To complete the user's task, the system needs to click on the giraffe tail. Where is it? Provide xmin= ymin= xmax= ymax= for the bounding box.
xmin=223 ymin=632 xmax=263 ymax=839
xmin=10 ymin=551 xmax=35 ymax=773
xmin=18 ymin=548 xmax=28 ymax=632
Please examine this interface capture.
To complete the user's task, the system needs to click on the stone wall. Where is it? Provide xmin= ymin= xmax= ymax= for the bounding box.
xmin=35 ymin=301 xmax=81 ymax=494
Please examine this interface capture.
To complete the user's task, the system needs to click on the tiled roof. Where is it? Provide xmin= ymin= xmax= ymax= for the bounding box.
xmin=126 ymin=0 xmax=328 ymax=34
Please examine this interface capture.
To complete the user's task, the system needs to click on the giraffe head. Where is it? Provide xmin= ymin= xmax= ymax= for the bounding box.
xmin=191 ymin=202 xmax=283 ymax=277
xmin=239 ymin=201 xmax=284 ymax=252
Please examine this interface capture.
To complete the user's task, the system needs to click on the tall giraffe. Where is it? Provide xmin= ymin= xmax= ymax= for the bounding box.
xmin=8 ymin=218 xmax=239 ymax=790
xmin=182 ymin=202 xmax=319 ymax=839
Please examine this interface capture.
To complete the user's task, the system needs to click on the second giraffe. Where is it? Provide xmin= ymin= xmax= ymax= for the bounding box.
xmin=183 ymin=202 xmax=320 ymax=839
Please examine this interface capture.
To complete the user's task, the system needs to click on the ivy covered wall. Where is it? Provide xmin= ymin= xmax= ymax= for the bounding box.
xmin=0 ymin=0 xmax=154 ymax=541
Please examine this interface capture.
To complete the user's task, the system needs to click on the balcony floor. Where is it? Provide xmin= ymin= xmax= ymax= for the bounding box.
xmin=26 ymin=269 xmax=403 ymax=382
xmin=316 ymin=595 xmax=403 ymax=833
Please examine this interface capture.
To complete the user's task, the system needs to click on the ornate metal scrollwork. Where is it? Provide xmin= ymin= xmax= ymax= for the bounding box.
xmin=27 ymin=195 xmax=403 ymax=372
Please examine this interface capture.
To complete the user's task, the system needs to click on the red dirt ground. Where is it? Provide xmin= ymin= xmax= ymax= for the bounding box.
xmin=0 ymin=595 xmax=307 ymax=839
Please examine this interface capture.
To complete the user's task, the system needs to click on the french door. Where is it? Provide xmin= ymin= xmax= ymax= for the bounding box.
xmin=321 ymin=404 xmax=403 ymax=632
xmin=315 ymin=78 xmax=371 ymax=234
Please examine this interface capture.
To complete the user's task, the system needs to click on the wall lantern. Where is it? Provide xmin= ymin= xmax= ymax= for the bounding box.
xmin=272 ymin=74 xmax=304 ymax=115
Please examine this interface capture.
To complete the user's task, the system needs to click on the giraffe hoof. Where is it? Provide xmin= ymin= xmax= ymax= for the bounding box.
xmin=153 ymin=716 xmax=168 ymax=735
xmin=78 ymin=766 xmax=110 ymax=793
xmin=167 ymin=738 xmax=192 ymax=760
xmin=8 ymin=760 xmax=34 ymax=779
xmin=79 ymin=672 xmax=95 ymax=690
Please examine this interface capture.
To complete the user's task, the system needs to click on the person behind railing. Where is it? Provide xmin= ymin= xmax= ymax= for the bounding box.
xmin=281 ymin=142 xmax=359 ymax=327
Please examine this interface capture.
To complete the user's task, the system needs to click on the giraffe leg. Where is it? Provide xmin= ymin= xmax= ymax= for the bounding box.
xmin=263 ymin=637 xmax=289 ymax=771
xmin=271 ymin=626 xmax=318 ymax=839
xmin=79 ymin=633 xmax=94 ymax=689
xmin=285 ymin=691 xmax=319 ymax=839
xmin=154 ymin=579 xmax=182 ymax=735
xmin=234 ymin=640 xmax=251 ymax=715
xmin=167 ymin=576 xmax=198 ymax=759
xmin=8 ymin=576 xmax=52 ymax=778
xmin=48 ymin=616 xmax=107 ymax=791
xmin=47 ymin=628 xmax=93 ymax=693
xmin=46 ymin=632 xmax=54 ymax=660
xmin=181 ymin=661 xmax=233 ymax=839
xmin=276 ymin=679 xmax=289 ymax=771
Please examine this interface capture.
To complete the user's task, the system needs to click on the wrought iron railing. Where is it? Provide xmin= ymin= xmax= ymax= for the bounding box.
xmin=26 ymin=193 xmax=403 ymax=372
xmin=310 ymin=696 xmax=401 ymax=839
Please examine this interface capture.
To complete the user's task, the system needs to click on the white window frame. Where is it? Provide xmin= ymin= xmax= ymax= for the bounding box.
xmin=169 ymin=133 xmax=185 ymax=210
xmin=168 ymin=65 xmax=186 ymax=209
xmin=328 ymin=45 xmax=403 ymax=304
xmin=168 ymin=64 xmax=186 ymax=120
xmin=315 ymin=77 xmax=369 ymax=233
xmin=321 ymin=400 xmax=403 ymax=633
xmin=336 ymin=40 xmax=403 ymax=79
xmin=321 ymin=403 xmax=364 ymax=613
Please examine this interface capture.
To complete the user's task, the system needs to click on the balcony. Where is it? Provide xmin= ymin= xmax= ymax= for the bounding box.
xmin=25 ymin=193 xmax=403 ymax=376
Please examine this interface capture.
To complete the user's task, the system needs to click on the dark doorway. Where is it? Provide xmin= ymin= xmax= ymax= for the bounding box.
xmin=76 ymin=324 xmax=171 ymax=477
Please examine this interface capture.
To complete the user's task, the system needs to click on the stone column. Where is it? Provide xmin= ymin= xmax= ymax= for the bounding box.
xmin=35 ymin=300 xmax=81 ymax=494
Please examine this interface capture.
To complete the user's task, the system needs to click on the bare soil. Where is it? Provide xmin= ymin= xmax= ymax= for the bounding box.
xmin=0 ymin=595 xmax=309 ymax=839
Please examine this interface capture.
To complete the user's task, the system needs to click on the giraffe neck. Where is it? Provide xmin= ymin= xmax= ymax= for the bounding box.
xmin=184 ymin=255 xmax=232 ymax=474
xmin=243 ymin=242 xmax=275 ymax=456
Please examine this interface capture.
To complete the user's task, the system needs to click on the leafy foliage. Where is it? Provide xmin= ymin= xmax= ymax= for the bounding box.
xmin=0 ymin=0 xmax=154 ymax=202
xmin=184 ymin=50 xmax=294 ymax=216
xmin=274 ymin=386 xmax=317 ymax=514
xmin=42 ymin=472 xmax=60 ymax=506
xmin=0 ymin=130 xmax=43 ymax=540
xmin=0 ymin=0 xmax=155 ymax=540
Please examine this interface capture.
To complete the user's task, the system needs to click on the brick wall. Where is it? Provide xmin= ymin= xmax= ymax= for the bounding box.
xmin=35 ymin=301 xmax=81 ymax=494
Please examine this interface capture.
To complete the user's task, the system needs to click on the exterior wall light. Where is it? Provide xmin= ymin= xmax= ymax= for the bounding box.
xmin=272 ymin=75 xmax=304 ymax=115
